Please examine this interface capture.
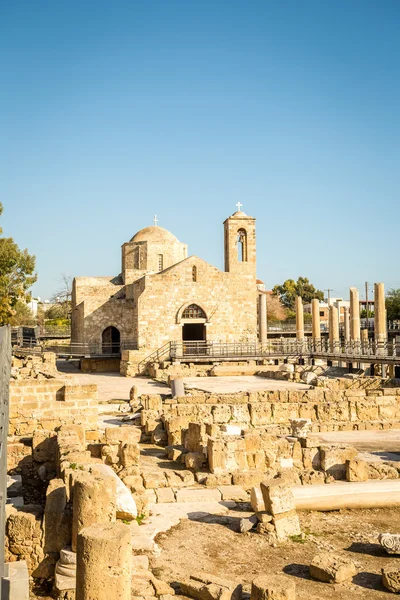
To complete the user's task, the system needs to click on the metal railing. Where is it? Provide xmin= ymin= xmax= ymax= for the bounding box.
xmin=12 ymin=339 xmax=139 ymax=357
xmin=139 ymin=339 xmax=400 ymax=365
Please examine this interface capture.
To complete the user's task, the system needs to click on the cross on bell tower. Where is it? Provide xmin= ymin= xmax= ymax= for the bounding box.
xmin=153 ymin=215 xmax=158 ymax=226
xmin=236 ymin=202 xmax=243 ymax=211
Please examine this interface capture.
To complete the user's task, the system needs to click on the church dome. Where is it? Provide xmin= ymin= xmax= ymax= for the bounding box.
xmin=130 ymin=226 xmax=180 ymax=244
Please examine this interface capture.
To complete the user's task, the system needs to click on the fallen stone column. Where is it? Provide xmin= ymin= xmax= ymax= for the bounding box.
xmin=76 ymin=522 xmax=132 ymax=600
xmin=71 ymin=473 xmax=116 ymax=551
xmin=293 ymin=480 xmax=400 ymax=511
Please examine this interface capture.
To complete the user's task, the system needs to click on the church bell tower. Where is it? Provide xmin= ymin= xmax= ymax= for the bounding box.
xmin=223 ymin=204 xmax=256 ymax=276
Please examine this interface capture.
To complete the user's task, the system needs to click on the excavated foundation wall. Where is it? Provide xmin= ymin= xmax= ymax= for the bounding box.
xmin=140 ymin=385 xmax=400 ymax=448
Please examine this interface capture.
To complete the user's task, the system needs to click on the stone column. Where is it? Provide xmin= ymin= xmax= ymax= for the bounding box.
xmin=295 ymin=296 xmax=304 ymax=341
xmin=311 ymin=299 xmax=321 ymax=348
xmin=350 ymin=287 xmax=360 ymax=347
xmin=259 ymin=292 xmax=268 ymax=344
xmin=374 ymin=282 xmax=386 ymax=353
xmin=72 ymin=473 xmax=116 ymax=552
xmin=344 ymin=307 xmax=350 ymax=342
xmin=329 ymin=305 xmax=339 ymax=353
xmin=76 ymin=522 xmax=132 ymax=600
xmin=361 ymin=328 xmax=369 ymax=351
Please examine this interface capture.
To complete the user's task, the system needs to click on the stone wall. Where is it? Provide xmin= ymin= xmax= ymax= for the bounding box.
xmin=11 ymin=351 xmax=58 ymax=380
xmin=140 ymin=386 xmax=400 ymax=449
xmin=80 ymin=357 xmax=120 ymax=373
xmin=8 ymin=380 xmax=98 ymax=442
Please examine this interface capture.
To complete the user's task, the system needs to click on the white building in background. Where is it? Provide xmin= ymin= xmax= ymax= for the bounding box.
xmin=26 ymin=298 xmax=39 ymax=317
xmin=304 ymin=297 xmax=350 ymax=328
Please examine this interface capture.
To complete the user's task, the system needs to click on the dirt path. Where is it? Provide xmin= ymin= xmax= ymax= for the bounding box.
xmin=151 ymin=507 xmax=400 ymax=599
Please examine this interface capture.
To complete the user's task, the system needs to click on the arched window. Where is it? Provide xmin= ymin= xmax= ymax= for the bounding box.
xmin=192 ymin=266 xmax=197 ymax=282
xmin=158 ymin=254 xmax=164 ymax=272
xmin=182 ymin=304 xmax=206 ymax=319
xmin=237 ymin=229 xmax=247 ymax=262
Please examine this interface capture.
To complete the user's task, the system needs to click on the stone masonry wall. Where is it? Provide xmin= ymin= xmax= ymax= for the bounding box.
xmin=140 ymin=386 xmax=400 ymax=449
xmin=132 ymin=256 xmax=257 ymax=351
xmin=9 ymin=380 xmax=98 ymax=441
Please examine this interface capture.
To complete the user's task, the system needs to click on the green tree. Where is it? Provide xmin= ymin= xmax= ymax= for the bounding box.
xmin=9 ymin=300 xmax=36 ymax=326
xmin=386 ymin=289 xmax=400 ymax=321
xmin=0 ymin=203 xmax=37 ymax=325
xmin=272 ymin=277 xmax=324 ymax=309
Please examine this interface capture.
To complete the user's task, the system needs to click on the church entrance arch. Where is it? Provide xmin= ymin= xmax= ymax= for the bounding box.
xmin=102 ymin=326 xmax=120 ymax=354
xmin=180 ymin=304 xmax=207 ymax=352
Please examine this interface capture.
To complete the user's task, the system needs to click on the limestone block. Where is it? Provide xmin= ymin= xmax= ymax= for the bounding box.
xmin=175 ymin=488 xmax=222 ymax=502
xmin=180 ymin=573 xmax=242 ymax=600
xmin=231 ymin=404 xmax=250 ymax=423
xmin=221 ymin=424 xmax=242 ymax=436
xmin=218 ymin=485 xmax=249 ymax=501
xmin=185 ymin=452 xmax=206 ymax=470
xmin=142 ymin=394 xmax=162 ymax=411
xmin=379 ymin=533 xmax=400 ymax=555
xmin=101 ymin=444 xmax=119 ymax=465
xmin=76 ymin=522 xmax=132 ymax=600
xmin=302 ymin=448 xmax=321 ymax=470
xmin=310 ymin=553 xmax=357 ymax=583
xmin=346 ymin=459 xmax=368 ymax=482
xmin=203 ymin=473 xmax=232 ymax=487
xmin=43 ymin=479 xmax=68 ymax=553
xmin=382 ymin=566 xmax=400 ymax=593
xmin=122 ymin=475 xmax=144 ymax=494
xmin=155 ymin=488 xmax=176 ymax=503
xmin=32 ymin=431 xmax=57 ymax=463
xmin=300 ymin=470 xmax=325 ymax=485
xmin=185 ymin=423 xmax=208 ymax=453
xmin=90 ymin=464 xmax=137 ymax=520
xmin=319 ymin=445 xmax=358 ymax=480
xmin=212 ymin=405 xmax=232 ymax=424
xmin=250 ymin=487 xmax=265 ymax=512
xmin=142 ymin=471 xmax=168 ymax=489
xmin=119 ymin=442 xmax=140 ymax=467
xmin=239 ymin=514 xmax=258 ymax=533
xmin=105 ymin=426 xmax=141 ymax=445
xmin=251 ymin=575 xmax=296 ymax=600
xmin=2 ymin=560 xmax=29 ymax=600
xmin=151 ymin=576 xmax=176 ymax=596
xmin=290 ymin=418 xmax=311 ymax=438
xmin=273 ymin=511 xmax=301 ymax=541
xmin=367 ymin=463 xmax=399 ymax=480
xmin=232 ymin=471 xmax=266 ymax=488
xmin=272 ymin=403 xmax=299 ymax=424
xmin=260 ymin=480 xmax=296 ymax=516
xmin=256 ymin=511 xmax=273 ymax=524
xmin=249 ymin=404 xmax=272 ymax=427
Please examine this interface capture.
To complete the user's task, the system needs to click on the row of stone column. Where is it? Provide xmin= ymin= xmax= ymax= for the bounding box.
xmin=296 ymin=282 xmax=387 ymax=347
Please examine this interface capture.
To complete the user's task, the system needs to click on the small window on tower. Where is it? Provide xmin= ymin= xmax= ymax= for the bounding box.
xmin=192 ymin=266 xmax=197 ymax=282
xmin=237 ymin=228 xmax=248 ymax=262
xmin=158 ymin=254 xmax=164 ymax=272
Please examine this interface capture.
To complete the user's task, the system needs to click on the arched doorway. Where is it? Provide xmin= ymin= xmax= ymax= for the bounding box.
xmin=102 ymin=326 xmax=120 ymax=354
xmin=181 ymin=304 xmax=206 ymax=342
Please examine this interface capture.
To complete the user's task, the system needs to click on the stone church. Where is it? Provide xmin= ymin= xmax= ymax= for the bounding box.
xmin=71 ymin=207 xmax=267 ymax=354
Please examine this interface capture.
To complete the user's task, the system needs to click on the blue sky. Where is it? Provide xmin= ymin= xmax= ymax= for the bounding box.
xmin=1 ymin=1 xmax=399 ymax=302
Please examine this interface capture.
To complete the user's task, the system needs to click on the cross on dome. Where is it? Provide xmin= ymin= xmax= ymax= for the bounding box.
xmin=153 ymin=215 xmax=158 ymax=226
xmin=236 ymin=202 xmax=243 ymax=211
